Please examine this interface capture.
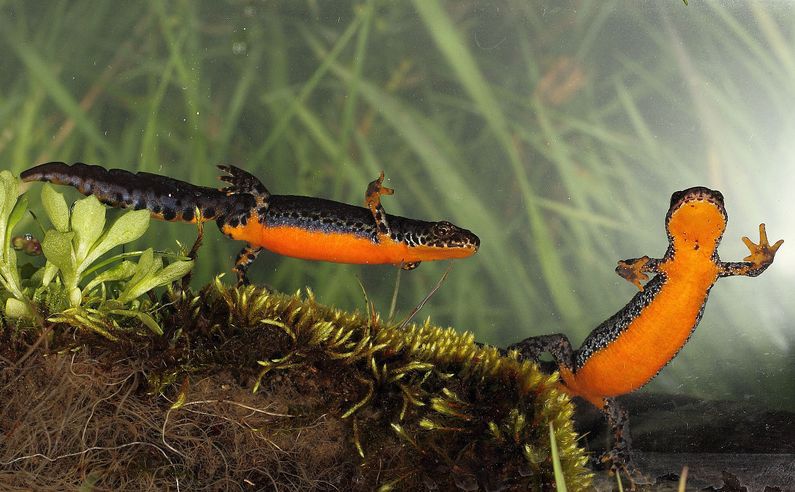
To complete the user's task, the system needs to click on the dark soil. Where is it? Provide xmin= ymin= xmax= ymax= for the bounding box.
xmin=0 ymin=349 xmax=354 ymax=491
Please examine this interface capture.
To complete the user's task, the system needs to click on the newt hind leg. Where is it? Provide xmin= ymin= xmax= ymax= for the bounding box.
xmin=507 ymin=333 xmax=576 ymax=371
xmin=218 ymin=165 xmax=270 ymax=197
xmin=234 ymin=245 xmax=264 ymax=286
xmin=601 ymin=398 xmax=648 ymax=488
xmin=180 ymin=211 xmax=205 ymax=291
xmin=365 ymin=171 xmax=394 ymax=237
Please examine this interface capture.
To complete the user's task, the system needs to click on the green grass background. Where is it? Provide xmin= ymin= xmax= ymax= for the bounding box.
xmin=0 ymin=1 xmax=792 ymax=407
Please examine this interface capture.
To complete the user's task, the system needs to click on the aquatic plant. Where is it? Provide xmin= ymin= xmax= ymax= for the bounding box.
xmin=0 ymin=174 xmax=193 ymax=338
xmin=2 ymin=1 xmax=792 ymax=406
xmin=0 ymin=171 xmax=33 ymax=318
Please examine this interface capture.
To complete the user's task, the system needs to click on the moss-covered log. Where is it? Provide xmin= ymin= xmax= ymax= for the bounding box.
xmin=0 ymin=281 xmax=592 ymax=490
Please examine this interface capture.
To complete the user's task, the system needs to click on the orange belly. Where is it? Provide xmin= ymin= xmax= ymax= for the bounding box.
xmin=222 ymin=216 xmax=475 ymax=265
xmin=563 ymin=263 xmax=719 ymax=407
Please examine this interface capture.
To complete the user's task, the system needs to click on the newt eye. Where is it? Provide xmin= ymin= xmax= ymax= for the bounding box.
xmin=670 ymin=190 xmax=686 ymax=209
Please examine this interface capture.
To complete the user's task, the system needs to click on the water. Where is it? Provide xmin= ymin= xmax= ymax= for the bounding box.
xmin=1 ymin=1 xmax=792 ymax=489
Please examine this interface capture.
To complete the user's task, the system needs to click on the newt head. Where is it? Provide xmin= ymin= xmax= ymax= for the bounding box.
xmin=397 ymin=219 xmax=480 ymax=260
xmin=424 ymin=220 xmax=480 ymax=258
xmin=666 ymin=186 xmax=727 ymax=254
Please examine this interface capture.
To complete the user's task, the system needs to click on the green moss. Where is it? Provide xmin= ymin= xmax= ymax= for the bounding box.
xmin=2 ymin=273 xmax=591 ymax=489
xmin=146 ymin=280 xmax=593 ymax=490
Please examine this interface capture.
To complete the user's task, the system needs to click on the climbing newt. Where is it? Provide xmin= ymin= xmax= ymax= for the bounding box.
xmin=21 ymin=162 xmax=480 ymax=284
xmin=507 ymin=186 xmax=783 ymax=478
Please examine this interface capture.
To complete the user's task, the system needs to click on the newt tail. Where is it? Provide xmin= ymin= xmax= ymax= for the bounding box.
xmin=507 ymin=186 xmax=783 ymax=481
xmin=21 ymin=162 xmax=480 ymax=284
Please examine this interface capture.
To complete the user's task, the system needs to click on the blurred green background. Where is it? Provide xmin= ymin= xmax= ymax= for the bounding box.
xmin=0 ymin=1 xmax=792 ymax=407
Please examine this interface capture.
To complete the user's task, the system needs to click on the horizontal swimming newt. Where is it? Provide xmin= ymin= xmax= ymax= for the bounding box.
xmin=21 ymin=162 xmax=480 ymax=284
xmin=508 ymin=186 xmax=783 ymax=479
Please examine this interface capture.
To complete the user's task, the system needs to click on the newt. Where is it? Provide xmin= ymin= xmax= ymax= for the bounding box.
xmin=21 ymin=162 xmax=480 ymax=284
xmin=507 ymin=186 xmax=783 ymax=479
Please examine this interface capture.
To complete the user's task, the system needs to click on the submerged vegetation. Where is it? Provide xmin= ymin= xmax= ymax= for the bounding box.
xmin=0 ymin=173 xmax=591 ymax=488
xmin=0 ymin=284 xmax=594 ymax=489
xmin=0 ymin=1 xmax=791 ymax=407
xmin=0 ymin=0 xmax=792 ymax=486
xmin=0 ymin=172 xmax=192 ymax=337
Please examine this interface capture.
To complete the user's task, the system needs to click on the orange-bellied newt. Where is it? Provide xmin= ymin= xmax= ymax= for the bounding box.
xmin=508 ymin=186 xmax=783 ymax=477
xmin=21 ymin=162 xmax=480 ymax=284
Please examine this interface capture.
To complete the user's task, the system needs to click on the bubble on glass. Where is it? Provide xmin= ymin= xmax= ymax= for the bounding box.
xmin=232 ymin=41 xmax=247 ymax=55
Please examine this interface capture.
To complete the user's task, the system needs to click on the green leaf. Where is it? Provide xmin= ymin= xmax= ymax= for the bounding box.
xmin=127 ymin=248 xmax=155 ymax=289
xmin=119 ymin=258 xmax=193 ymax=302
xmin=5 ymin=297 xmax=31 ymax=318
xmin=170 ymin=382 xmax=188 ymax=409
xmin=151 ymin=259 xmax=193 ymax=285
xmin=83 ymin=260 xmax=137 ymax=292
xmin=81 ymin=250 xmax=151 ymax=277
xmin=41 ymin=261 xmax=59 ymax=286
xmin=41 ymin=230 xmax=76 ymax=279
xmin=549 ymin=422 xmax=568 ymax=492
xmin=0 ymin=171 xmax=18 ymax=219
xmin=0 ymin=192 xmax=28 ymax=298
xmin=0 ymin=190 xmax=6 ymax=250
xmin=3 ymin=236 xmax=17 ymax=273
xmin=41 ymin=184 xmax=70 ymax=232
xmin=0 ymin=171 xmax=16 ymax=254
xmin=71 ymin=195 xmax=106 ymax=263
xmin=82 ymin=209 xmax=149 ymax=268
xmin=108 ymin=309 xmax=164 ymax=336
xmin=5 ymin=193 xmax=28 ymax=255
xmin=0 ymin=175 xmax=7 ymax=220
xmin=68 ymin=286 xmax=82 ymax=307
xmin=7 ymin=194 xmax=28 ymax=237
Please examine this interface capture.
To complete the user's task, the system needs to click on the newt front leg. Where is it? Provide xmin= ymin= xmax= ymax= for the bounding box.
xmin=615 ymin=256 xmax=664 ymax=291
xmin=719 ymin=223 xmax=783 ymax=277
xmin=365 ymin=171 xmax=394 ymax=238
xmin=217 ymin=165 xmax=272 ymax=285
xmin=365 ymin=172 xmax=420 ymax=270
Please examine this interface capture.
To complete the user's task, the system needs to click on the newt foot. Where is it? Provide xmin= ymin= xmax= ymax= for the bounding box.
xmin=600 ymin=449 xmax=649 ymax=490
xmin=365 ymin=171 xmax=394 ymax=212
xmin=400 ymin=261 xmax=421 ymax=270
xmin=615 ymin=256 xmax=651 ymax=291
xmin=742 ymin=223 xmax=783 ymax=268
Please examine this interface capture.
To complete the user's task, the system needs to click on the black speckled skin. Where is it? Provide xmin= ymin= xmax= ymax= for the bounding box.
xmin=21 ymin=162 xmax=480 ymax=251
xmin=21 ymin=162 xmax=255 ymax=223
xmin=265 ymin=195 xmax=468 ymax=247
